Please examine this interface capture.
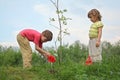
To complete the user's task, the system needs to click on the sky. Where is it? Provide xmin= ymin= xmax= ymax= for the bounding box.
xmin=0 ymin=0 xmax=120 ymax=48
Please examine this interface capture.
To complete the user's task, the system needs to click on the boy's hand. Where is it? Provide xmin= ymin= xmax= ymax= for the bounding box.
xmin=43 ymin=53 xmax=56 ymax=63
xmin=44 ymin=53 xmax=51 ymax=58
xmin=46 ymin=53 xmax=51 ymax=56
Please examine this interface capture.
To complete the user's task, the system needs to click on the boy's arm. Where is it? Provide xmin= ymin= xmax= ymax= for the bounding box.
xmin=35 ymin=45 xmax=51 ymax=58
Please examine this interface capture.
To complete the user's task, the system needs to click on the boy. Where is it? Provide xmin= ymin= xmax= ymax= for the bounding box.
xmin=17 ymin=29 xmax=53 ymax=68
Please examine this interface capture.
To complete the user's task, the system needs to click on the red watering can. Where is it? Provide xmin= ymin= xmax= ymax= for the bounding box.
xmin=85 ymin=55 xmax=92 ymax=65
xmin=47 ymin=55 xmax=56 ymax=63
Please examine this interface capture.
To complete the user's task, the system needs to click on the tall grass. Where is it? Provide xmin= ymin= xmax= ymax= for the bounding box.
xmin=0 ymin=41 xmax=120 ymax=80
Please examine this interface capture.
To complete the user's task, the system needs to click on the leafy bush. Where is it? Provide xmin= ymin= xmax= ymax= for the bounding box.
xmin=0 ymin=47 xmax=22 ymax=66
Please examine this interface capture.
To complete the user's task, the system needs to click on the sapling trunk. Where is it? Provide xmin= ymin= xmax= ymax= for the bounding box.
xmin=49 ymin=63 xmax=56 ymax=74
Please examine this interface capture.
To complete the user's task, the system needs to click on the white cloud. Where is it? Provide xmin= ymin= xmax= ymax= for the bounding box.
xmin=101 ymin=8 xmax=120 ymax=22
xmin=34 ymin=4 xmax=49 ymax=16
xmin=102 ymin=25 xmax=120 ymax=43
xmin=0 ymin=42 xmax=19 ymax=48
xmin=33 ymin=4 xmax=55 ymax=17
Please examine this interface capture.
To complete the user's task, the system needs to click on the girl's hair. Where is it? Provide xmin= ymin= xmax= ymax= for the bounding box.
xmin=88 ymin=9 xmax=102 ymax=21
xmin=42 ymin=30 xmax=53 ymax=41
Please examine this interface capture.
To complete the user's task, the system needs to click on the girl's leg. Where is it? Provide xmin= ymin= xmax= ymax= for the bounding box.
xmin=89 ymin=38 xmax=102 ymax=62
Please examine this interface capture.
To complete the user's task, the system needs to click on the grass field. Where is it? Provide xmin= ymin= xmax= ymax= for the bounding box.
xmin=0 ymin=41 xmax=120 ymax=80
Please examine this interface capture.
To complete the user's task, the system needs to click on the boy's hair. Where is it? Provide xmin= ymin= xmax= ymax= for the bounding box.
xmin=88 ymin=9 xmax=102 ymax=21
xmin=42 ymin=30 xmax=53 ymax=41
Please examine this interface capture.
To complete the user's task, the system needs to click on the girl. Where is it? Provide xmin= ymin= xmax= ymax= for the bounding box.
xmin=88 ymin=9 xmax=104 ymax=63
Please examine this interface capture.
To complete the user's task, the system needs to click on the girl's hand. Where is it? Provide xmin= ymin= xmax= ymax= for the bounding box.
xmin=96 ymin=41 xmax=100 ymax=47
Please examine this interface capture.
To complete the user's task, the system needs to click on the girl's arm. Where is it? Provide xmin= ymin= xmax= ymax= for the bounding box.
xmin=96 ymin=27 xmax=103 ymax=47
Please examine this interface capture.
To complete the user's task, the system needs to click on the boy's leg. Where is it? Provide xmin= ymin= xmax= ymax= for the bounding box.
xmin=17 ymin=34 xmax=32 ymax=68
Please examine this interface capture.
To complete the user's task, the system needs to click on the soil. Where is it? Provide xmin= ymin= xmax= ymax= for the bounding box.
xmin=48 ymin=69 xmax=57 ymax=74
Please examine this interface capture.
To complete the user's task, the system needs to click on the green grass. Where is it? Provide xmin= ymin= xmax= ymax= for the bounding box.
xmin=0 ymin=41 xmax=120 ymax=80
xmin=0 ymin=56 xmax=120 ymax=80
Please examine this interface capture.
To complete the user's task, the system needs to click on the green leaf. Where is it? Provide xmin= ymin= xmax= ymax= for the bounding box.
xmin=50 ymin=18 xmax=55 ymax=21
xmin=63 ymin=21 xmax=67 ymax=25
xmin=56 ymin=10 xmax=63 ymax=14
xmin=63 ymin=9 xmax=67 ymax=12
